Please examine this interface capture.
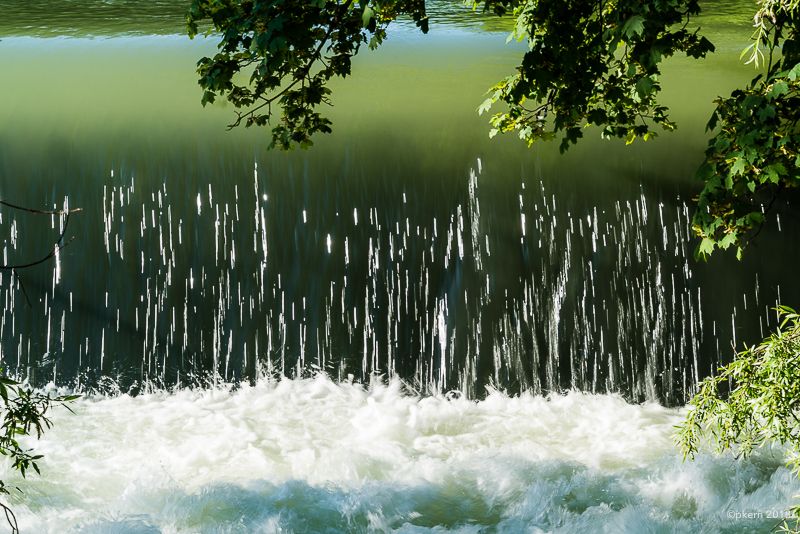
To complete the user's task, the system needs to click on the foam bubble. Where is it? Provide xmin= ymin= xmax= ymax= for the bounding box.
xmin=2 ymin=376 xmax=796 ymax=532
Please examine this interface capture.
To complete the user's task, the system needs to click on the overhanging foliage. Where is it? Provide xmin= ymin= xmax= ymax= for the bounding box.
xmin=678 ymin=307 xmax=800 ymax=530
xmin=187 ymin=0 xmax=798 ymax=259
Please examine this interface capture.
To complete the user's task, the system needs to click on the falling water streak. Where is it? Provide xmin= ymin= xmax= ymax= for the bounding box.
xmin=0 ymin=158 xmax=787 ymax=403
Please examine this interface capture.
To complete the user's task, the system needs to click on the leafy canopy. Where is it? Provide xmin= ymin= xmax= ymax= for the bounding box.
xmin=187 ymin=0 xmax=715 ymax=152
xmin=187 ymin=0 xmax=798 ymax=259
xmin=693 ymin=1 xmax=800 ymax=259
xmin=478 ymin=0 xmax=713 ymax=153
xmin=187 ymin=0 xmax=429 ymax=149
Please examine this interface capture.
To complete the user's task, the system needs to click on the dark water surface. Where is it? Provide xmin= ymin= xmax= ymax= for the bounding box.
xmin=0 ymin=1 xmax=796 ymax=405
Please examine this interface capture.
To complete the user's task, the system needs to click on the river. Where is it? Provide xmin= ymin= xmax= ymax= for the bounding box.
xmin=0 ymin=1 xmax=798 ymax=532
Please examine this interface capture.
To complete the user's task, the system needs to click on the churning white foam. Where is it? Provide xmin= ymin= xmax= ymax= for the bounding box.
xmin=2 ymin=376 xmax=797 ymax=533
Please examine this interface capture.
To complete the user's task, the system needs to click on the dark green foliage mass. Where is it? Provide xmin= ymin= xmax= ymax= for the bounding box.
xmin=187 ymin=0 xmax=429 ymax=149
xmin=478 ymin=0 xmax=714 ymax=153
xmin=693 ymin=1 xmax=800 ymax=259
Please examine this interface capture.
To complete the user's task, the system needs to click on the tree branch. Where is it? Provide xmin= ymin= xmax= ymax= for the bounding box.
xmin=0 ymin=201 xmax=81 ymax=271
xmin=227 ymin=0 xmax=355 ymax=129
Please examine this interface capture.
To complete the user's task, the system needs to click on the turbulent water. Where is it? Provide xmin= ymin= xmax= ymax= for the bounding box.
xmin=0 ymin=0 xmax=799 ymax=532
xmin=4 ymin=377 xmax=798 ymax=533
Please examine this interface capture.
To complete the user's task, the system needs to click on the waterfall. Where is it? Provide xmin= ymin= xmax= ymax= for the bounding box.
xmin=0 ymin=158 xmax=781 ymax=405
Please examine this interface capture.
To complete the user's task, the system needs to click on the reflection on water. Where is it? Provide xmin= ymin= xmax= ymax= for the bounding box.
xmin=0 ymin=0 xmax=189 ymax=37
xmin=0 ymin=0 xmax=755 ymax=38
xmin=0 ymin=0 xmax=513 ymax=37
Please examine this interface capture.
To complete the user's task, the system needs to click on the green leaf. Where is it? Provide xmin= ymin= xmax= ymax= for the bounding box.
xmin=586 ymin=108 xmax=607 ymax=124
xmin=635 ymin=76 xmax=654 ymax=100
xmin=767 ymin=81 xmax=788 ymax=99
xmin=724 ymin=173 xmax=734 ymax=189
xmin=757 ymin=105 xmax=776 ymax=121
xmin=787 ymin=62 xmax=800 ymax=81
xmin=740 ymin=42 xmax=756 ymax=62
xmin=696 ymin=162 xmax=715 ymax=181
xmin=477 ymin=97 xmax=494 ymax=115
xmin=622 ymin=16 xmax=645 ymax=38
xmin=706 ymin=111 xmax=719 ymax=131
xmin=763 ymin=163 xmax=786 ymax=184
xmin=746 ymin=212 xmax=765 ymax=226
xmin=698 ymin=237 xmax=715 ymax=258
xmin=731 ymin=158 xmax=746 ymax=177
xmin=361 ymin=6 xmax=374 ymax=27
xmin=718 ymin=231 xmax=738 ymax=250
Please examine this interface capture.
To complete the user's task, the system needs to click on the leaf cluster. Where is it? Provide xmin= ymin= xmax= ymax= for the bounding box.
xmin=0 ymin=376 xmax=77 ymax=480
xmin=187 ymin=0 xmax=429 ymax=149
xmin=677 ymin=307 xmax=800 ymax=531
xmin=186 ymin=1 xmax=797 ymax=260
xmin=743 ymin=0 xmax=800 ymax=66
xmin=478 ymin=0 xmax=714 ymax=153
xmin=0 ymin=373 xmax=77 ymax=533
xmin=692 ymin=2 xmax=800 ymax=259
xmin=186 ymin=1 xmax=718 ymax=154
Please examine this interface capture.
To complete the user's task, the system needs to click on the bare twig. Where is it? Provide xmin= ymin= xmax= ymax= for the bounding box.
xmin=227 ymin=0 xmax=355 ymax=129
xmin=0 ymin=200 xmax=81 ymax=216
xmin=0 ymin=213 xmax=74 ymax=271
xmin=0 ymin=200 xmax=81 ymax=271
